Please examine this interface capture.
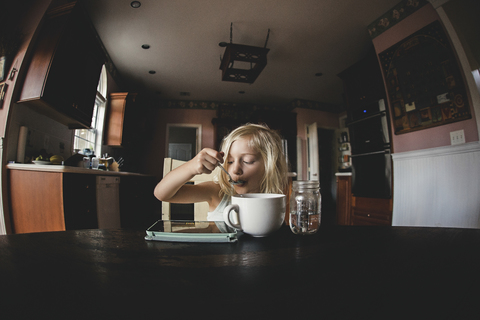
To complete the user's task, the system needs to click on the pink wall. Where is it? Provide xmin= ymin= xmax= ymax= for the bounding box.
xmin=372 ymin=4 xmax=479 ymax=153
xmin=143 ymin=108 xmax=217 ymax=181
xmin=295 ymin=107 xmax=340 ymax=140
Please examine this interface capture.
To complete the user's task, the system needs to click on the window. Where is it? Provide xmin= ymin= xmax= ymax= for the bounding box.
xmin=73 ymin=65 xmax=107 ymax=156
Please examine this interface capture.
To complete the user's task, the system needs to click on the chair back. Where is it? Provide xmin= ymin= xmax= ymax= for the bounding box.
xmin=161 ymin=158 xmax=212 ymax=221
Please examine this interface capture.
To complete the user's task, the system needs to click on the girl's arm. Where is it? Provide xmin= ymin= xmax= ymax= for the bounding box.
xmin=154 ymin=148 xmax=224 ymax=203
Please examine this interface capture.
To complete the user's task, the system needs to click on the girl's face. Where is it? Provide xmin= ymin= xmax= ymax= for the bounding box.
xmin=226 ymin=137 xmax=265 ymax=194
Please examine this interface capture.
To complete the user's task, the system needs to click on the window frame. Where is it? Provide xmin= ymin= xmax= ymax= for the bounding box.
xmin=73 ymin=65 xmax=107 ymax=156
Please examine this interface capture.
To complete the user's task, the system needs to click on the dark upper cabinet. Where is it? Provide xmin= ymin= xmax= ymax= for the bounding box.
xmin=337 ymin=48 xmax=386 ymax=116
xmin=18 ymin=1 xmax=105 ymax=129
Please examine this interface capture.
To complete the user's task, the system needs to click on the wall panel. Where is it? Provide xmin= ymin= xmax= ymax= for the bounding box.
xmin=392 ymin=142 xmax=480 ymax=228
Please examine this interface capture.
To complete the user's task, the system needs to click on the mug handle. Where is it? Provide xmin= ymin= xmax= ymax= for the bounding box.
xmin=223 ymin=204 xmax=242 ymax=230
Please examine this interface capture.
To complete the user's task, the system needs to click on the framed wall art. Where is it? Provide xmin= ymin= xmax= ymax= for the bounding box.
xmin=0 ymin=83 xmax=7 ymax=108
xmin=0 ymin=56 xmax=6 ymax=82
xmin=379 ymin=20 xmax=471 ymax=135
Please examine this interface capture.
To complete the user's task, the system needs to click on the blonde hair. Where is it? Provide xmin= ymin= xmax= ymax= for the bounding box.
xmin=215 ymin=123 xmax=288 ymax=196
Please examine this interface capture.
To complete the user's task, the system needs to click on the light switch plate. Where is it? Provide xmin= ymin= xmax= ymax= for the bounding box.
xmin=450 ymin=129 xmax=465 ymax=145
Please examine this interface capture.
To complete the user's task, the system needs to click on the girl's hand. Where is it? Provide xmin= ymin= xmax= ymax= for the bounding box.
xmin=189 ymin=148 xmax=224 ymax=175
xmin=154 ymin=148 xmax=223 ymax=202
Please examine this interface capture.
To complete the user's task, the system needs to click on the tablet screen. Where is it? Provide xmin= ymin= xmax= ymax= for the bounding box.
xmin=145 ymin=220 xmax=238 ymax=243
xmin=147 ymin=220 xmax=233 ymax=234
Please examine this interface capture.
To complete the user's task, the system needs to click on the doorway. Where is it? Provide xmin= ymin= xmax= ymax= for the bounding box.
xmin=317 ymin=127 xmax=336 ymax=226
xmin=306 ymin=123 xmax=336 ymax=226
xmin=166 ymin=124 xmax=201 ymax=161
xmin=165 ymin=124 xmax=202 ymax=220
xmin=306 ymin=122 xmax=319 ymax=180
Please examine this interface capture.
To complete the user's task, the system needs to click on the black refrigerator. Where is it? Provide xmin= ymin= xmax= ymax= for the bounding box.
xmin=347 ymin=99 xmax=392 ymax=199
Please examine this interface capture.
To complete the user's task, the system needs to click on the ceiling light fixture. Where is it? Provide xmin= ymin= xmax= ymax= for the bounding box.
xmin=219 ymin=23 xmax=270 ymax=84
xmin=148 ymin=70 xmax=156 ymax=74
xmin=130 ymin=1 xmax=141 ymax=8
xmin=315 ymin=73 xmax=323 ymax=77
xmin=142 ymin=44 xmax=150 ymax=49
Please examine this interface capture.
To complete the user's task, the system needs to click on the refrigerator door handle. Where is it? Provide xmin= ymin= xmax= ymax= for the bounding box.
xmin=351 ymin=150 xmax=390 ymax=157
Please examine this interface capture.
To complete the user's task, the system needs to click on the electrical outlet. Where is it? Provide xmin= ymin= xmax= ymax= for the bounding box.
xmin=450 ymin=129 xmax=465 ymax=145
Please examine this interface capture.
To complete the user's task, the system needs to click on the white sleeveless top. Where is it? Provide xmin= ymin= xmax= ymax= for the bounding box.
xmin=207 ymin=194 xmax=231 ymax=221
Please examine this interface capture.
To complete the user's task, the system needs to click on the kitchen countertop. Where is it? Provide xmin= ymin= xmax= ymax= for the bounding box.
xmin=6 ymin=163 xmax=152 ymax=177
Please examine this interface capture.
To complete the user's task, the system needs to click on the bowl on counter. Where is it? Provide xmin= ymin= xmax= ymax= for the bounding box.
xmin=32 ymin=160 xmax=52 ymax=165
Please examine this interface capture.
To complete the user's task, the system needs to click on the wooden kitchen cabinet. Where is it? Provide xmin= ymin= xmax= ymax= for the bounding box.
xmin=104 ymin=92 xmax=139 ymax=146
xmin=335 ymin=173 xmax=392 ymax=226
xmin=18 ymin=1 xmax=105 ymax=129
xmin=336 ymin=174 xmax=352 ymax=225
xmin=7 ymin=167 xmax=158 ymax=234
xmin=351 ymin=196 xmax=392 ymax=226
xmin=8 ymin=170 xmax=97 ymax=233
xmin=63 ymin=173 xmax=98 ymax=230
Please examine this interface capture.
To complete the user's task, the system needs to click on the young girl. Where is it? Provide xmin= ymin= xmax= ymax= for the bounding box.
xmin=154 ymin=123 xmax=288 ymax=221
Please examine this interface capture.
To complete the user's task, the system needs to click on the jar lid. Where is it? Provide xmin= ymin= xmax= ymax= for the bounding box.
xmin=292 ymin=180 xmax=320 ymax=189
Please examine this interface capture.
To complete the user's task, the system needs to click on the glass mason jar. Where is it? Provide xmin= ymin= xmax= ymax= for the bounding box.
xmin=289 ymin=180 xmax=321 ymax=235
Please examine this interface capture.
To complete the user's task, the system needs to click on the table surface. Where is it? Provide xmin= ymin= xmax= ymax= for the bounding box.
xmin=1 ymin=225 xmax=479 ymax=319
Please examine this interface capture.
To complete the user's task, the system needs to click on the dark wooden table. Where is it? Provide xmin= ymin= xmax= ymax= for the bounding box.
xmin=1 ymin=225 xmax=479 ymax=319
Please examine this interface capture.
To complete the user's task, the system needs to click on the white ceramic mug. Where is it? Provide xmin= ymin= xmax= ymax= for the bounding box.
xmin=223 ymin=193 xmax=286 ymax=237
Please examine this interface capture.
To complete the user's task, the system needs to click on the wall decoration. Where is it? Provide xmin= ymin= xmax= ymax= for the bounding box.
xmin=159 ymin=100 xmax=219 ymax=110
xmin=0 ymin=25 xmax=23 ymax=81
xmin=0 ymin=56 xmax=6 ymax=82
xmin=158 ymin=98 xmax=342 ymax=113
xmin=379 ymin=20 xmax=471 ymax=135
xmin=0 ymin=83 xmax=7 ymax=108
xmin=367 ymin=0 xmax=429 ymax=39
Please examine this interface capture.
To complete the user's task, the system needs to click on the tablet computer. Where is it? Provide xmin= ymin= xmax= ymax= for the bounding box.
xmin=145 ymin=220 xmax=239 ymax=243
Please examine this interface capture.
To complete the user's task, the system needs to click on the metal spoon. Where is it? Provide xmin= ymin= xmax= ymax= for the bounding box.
xmin=217 ymin=163 xmax=243 ymax=185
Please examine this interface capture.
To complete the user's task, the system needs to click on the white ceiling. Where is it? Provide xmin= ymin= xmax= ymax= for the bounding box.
xmin=83 ymin=0 xmax=401 ymax=111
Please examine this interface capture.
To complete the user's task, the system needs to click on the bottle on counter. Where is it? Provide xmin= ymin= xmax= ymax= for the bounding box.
xmin=91 ymin=156 xmax=99 ymax=169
